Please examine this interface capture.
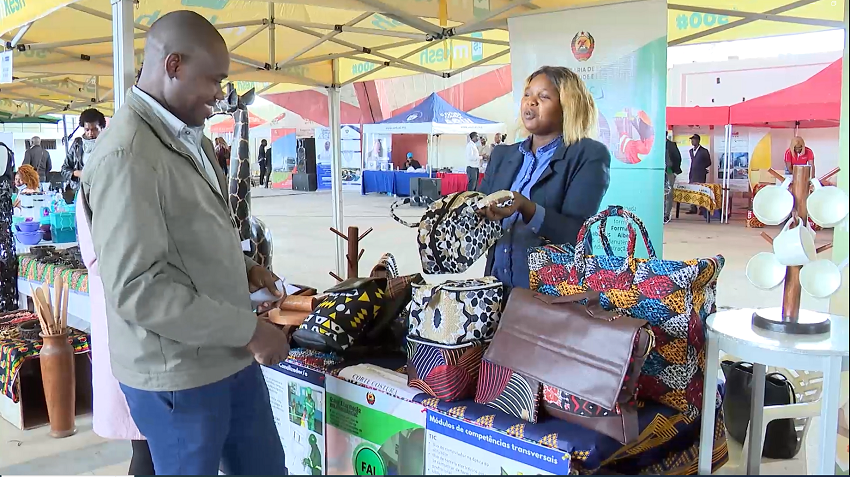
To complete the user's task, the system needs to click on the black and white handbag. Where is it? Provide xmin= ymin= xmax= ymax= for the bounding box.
xmin=390 ymin=190 xmax=512 ymax=275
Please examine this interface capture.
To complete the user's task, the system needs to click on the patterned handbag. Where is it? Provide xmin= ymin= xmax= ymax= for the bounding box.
xmin=406 ymin=336 xmax=488 ymax=401
xmin=292 ymin=278 xmax=386 ymax=352
xmin=528 ymin=205 xmax=724 ymax=418
xmin=390 ymin=191 xmax=510 ymax=274
xmin=408 ymin=277 xmax=504 ymax=346
xmin=475 ymin=359 xmax=542 ymax=423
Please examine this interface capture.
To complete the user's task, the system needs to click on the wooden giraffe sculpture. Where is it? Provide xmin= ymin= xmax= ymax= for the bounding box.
xmin=223 ymin=83 xmax=274 ymax=270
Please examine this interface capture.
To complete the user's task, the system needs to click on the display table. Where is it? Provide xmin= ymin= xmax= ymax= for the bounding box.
xmin=361 ymin=171 xmax=430 ymax=197
xmin=435 ymin=172 xmax=484 ymax=195
xmin=17 ymin=255 xmax=91 ymax=331
xmin=673 ymin=182 xmax=722 ymax=223
xmin=0 ymin=312 xmax=92 ymax=430
xmin=264 ymin=349 xmax=729 ymax=475
xmin=698 ymin=309 xmax=849 ymax=475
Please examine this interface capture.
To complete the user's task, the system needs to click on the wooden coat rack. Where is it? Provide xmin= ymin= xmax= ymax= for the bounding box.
xmin=752 ymin=165 xmax=840 ymax=334
xmin=328 ymin=226 xmax=373 ymax=282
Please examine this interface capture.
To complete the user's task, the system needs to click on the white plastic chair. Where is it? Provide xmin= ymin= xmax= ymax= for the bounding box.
xmin=739 ymin=368 xmax=824 ymax=467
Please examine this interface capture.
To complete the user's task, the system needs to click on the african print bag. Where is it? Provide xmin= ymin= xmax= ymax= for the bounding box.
xmin=408 ymin=277 xmax=504 ymax=346
xmin=406 ymin=337 xmax=488 ymax=401
xmin=390 ymin=191 xmax=509 ymax=274
xmin=293 ymin=278 xmax=386 ymax=352
xmin=528 ymin=205 xmax=724 ymax=418
xmin=475 ymin=359 xmax=542 ymax=423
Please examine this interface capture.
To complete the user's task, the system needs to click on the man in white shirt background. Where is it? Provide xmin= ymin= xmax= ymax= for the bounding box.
xmin=466 ymin=131 xmax=481 ymax=191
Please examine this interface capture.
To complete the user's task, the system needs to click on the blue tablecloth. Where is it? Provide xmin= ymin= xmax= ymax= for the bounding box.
xmin=361 ymin=170 xmax=430 ymax=196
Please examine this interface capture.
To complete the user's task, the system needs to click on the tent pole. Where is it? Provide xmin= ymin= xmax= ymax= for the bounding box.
xmin=111 ymin=0 xmax=135 ymax=110
xmin=62 ymin=116 xmax=69 ymax=156
xmin=723 ymin=125 xmax=732 ymax=224
xmin=329 ymin=59 xmax=346 ymax=277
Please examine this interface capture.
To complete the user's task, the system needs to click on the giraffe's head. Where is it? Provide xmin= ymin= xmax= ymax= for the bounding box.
xmin=211 ymin=82 xmax=256 ymax=117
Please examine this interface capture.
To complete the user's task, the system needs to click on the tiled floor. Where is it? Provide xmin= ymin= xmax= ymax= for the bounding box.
xmin=0 ymin=190 xmax=843 ymax=475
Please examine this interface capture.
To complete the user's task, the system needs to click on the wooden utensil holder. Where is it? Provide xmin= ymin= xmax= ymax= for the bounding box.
xmin=39 ymin=331 xmax=77 ymax=438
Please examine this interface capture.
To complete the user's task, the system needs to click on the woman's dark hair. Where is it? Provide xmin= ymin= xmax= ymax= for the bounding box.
xmin=79 ymin=108 xmax=107 ymax=129
xmin=260 ymin=139 xmax=268 ymax=147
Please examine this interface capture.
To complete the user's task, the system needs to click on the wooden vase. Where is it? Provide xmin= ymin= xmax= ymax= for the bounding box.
xmin=39 ymin=332 xmax=77 ymax=438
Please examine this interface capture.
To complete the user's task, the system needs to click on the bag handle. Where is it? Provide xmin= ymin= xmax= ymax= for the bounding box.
xmin=390 ymin=198 xmax=419 ymax=228
xmin=532 ymin=291 xmax=614 ymax=320
xmin=574 ymin=205 xmax=658 ymax=279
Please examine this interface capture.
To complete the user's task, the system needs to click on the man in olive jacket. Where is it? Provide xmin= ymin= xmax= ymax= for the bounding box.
xmin=81 ymin=11 xmax=288 ymax=475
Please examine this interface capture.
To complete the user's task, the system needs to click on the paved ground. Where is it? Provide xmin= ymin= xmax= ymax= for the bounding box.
xmin=0 ymin=190 xmax=836 ymax=475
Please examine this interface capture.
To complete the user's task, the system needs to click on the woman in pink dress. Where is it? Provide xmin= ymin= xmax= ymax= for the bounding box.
xmin=77 ymin=194 xmax=155 ymax=475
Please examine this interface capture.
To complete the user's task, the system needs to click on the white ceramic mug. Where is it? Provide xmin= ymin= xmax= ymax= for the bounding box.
xmin=746 ymin=252 xmax=787 ymax=290
xmin=773 ymin=217 xmax=816 ymax=266
xmin=800 ymin=258 xmax=849 ymax=298
xmin=753 ymin=178 xmax=794 ymax=225
xmin=808 ymin=178 xmax=849 ymax=228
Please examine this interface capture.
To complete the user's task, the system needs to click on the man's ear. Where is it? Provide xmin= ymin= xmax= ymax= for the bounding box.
xmin=164 ymin=53 xmax=181 ymax=80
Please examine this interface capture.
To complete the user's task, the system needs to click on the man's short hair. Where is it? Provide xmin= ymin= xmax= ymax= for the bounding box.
xmin=80 ymin=108 xmax=107 ymax=129
xmin=31 ymin=136 xmax=41 ymax=146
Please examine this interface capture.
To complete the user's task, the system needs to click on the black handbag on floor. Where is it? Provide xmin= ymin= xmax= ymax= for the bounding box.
xmin=721 ymin=360 xmax=802 ymax=459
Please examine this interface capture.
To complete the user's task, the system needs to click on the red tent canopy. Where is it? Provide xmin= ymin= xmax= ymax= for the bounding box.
xmin=666 ymin=106 xmax=730 ymax=127
xmin=729 ymin=59 xmax=842 ymax=129
xmin=210 ymin=112 xmax=267 ymax=134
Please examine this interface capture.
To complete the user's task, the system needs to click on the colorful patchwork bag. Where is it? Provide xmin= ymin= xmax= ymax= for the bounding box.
xmin=390 ymin=191 xmax=510 ymax=274
xmin=527 ymin=205 xmax=724 ymax=418
xmin=406 ymin=337 xmax=488 ymax=401
xmin=408 ymin=277 xmax=504 ymax=346
xmin=475 ymin=359 xmax=542 ymax=423
xmin=293 ymin=278 xmax=386 ymax=352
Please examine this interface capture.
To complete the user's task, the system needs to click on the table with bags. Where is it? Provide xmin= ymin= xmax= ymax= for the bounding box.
xmin=266 ymin=198 xmax=729 ymax=475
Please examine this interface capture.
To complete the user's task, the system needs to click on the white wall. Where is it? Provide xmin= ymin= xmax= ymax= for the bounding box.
xmin=668 ymin=51 xmax=842 ymax=107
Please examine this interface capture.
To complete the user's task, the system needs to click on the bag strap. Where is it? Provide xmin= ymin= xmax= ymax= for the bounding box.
xmin=532 ymin=291 xmax=615 ymax=321
xmin=390 ymin=198 xmax=419 ymax=228
xmin=573 ymin=205 xmax=658 ymax=280
xmin=766 ymin=372 xmax=798 ymax=405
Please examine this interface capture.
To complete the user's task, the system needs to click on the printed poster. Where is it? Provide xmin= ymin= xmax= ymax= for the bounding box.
xmin=325 ymin=375 xmax=426 ymax=475
xmin=1 ymin=51 xmax=12 ymax=84
xmin=508 ymin=0 xmax=667 ymax=257
xmin=262 ymin=363 xmax=327 ymax=475
xmin=716 ymin=130 xmax=750 ymax=181
xmin=314 ymin=125 xmax=362 ymax=190
xmin=270 ymin=127 xmax=297 ymax=189
xmin=425 ymin=412 xmax=571 ymax=475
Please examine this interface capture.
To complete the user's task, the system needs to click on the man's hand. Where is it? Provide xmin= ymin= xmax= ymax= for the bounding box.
xmin=247 ymin=319 xmax=291 ymax=365
xmin=248 ymin=264 xmax=282 ymax=296
xmin=73 ymin=170 xmax=83 ymax=178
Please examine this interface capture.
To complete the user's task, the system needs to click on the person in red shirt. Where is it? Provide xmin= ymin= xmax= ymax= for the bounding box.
xmin=784 ymin=136 xmax=814 ymax=177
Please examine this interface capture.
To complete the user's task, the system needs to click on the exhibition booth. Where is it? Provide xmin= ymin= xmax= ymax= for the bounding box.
xmin=361 ymin=93 xmax=504 ymax=197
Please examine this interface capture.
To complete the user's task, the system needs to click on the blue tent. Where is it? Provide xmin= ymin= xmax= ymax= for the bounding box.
xmin=364 ymin=92 xmax=504 ymax=135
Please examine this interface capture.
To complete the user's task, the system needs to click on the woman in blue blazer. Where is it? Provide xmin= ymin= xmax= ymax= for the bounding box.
xmin=478 ymin=66 xmax=611 ymax=289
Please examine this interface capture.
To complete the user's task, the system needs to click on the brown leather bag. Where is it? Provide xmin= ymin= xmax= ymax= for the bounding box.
xmin=483 ymin=288 xmax=654 ymax=444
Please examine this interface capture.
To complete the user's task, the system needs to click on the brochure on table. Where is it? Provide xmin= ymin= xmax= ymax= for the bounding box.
xmin=325 ymin=374 xmax=426 ymax=475
xmin=425 ymin=412 xmax=571 ymax=475
xmin=262 ymin=363 xmax=327 ymax=476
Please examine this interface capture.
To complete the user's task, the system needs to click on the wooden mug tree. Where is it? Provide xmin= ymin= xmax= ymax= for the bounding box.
xmin=328 ymin=226 xmax=373 ymax=282
xmin=752 ymin=165 xmax=840 ymax=334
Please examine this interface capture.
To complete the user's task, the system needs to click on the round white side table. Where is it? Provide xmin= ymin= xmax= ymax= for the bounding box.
xmin=697 ymin=308 xmax=849 ymax=475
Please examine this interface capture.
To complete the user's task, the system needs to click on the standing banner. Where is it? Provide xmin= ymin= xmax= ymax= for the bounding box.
xmin=508 ymin=0 xmax=667 ymax=256
xmin=270 ymin=127 xmax=297 ymax=189
xmin=315 ymin=125 xmax=362 ymax=190
xmin=314 ymin=127 xmax=334 ymax=190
